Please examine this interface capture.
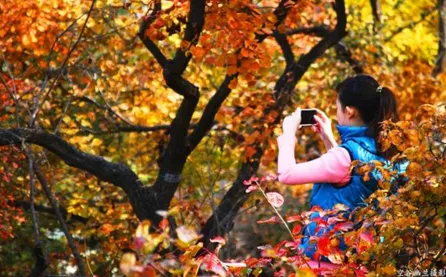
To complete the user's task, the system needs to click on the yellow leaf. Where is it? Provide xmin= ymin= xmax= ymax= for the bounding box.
xmin=120 ymin=253 xmax=136 ymax=276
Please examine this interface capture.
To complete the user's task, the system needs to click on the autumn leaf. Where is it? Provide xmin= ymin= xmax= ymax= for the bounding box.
xmin=266 ymin=192 xmax=284 ymax=208
xmin=120 ymin=252 xmax=137 ymax=276
xmin=257 ymin=216 xmax=281 ymax=224
xmin=176 ymin=226 xmax=200 ymax=244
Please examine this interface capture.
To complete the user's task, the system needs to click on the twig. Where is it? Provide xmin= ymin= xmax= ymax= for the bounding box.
xmin=34 ymin=164 xmax=87 ymax=276
xmin=25 ymin=147 xmax=48 ymax=276
xmin=0 ymin=52 xmax=21 ymax=127
xmin=30 ymin=0 xmax=97 ymax=127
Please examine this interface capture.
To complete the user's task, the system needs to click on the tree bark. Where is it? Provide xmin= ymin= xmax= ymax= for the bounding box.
xmin=433 ymin=0 xmax=446 ymax=77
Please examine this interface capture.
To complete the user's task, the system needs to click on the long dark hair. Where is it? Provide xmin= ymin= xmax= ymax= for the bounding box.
xmin=336 ymin=74 xmax=398 ymax=157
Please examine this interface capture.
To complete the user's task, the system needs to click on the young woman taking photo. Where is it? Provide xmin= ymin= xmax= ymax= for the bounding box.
xmin=277 ymin=74 xmax=406 ymax=268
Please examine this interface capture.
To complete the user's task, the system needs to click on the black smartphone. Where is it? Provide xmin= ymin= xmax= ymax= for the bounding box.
xmin=300 ymin=109 xmax=317 ymax=126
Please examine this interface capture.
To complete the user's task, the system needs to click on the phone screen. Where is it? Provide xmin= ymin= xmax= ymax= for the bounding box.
xmin=301 ymin=109 xmax=317 ymax=126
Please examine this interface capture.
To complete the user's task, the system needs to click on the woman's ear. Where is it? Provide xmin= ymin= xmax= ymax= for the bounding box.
xmin=345 ymin=106 xmax=357 ymax=120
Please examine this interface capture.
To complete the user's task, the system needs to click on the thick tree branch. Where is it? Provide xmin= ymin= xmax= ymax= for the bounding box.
xmin=200 ymin=144 xmax=263 ymax=249
xmin=0 ymin=128 xmax=141 ymax=193
xmin=29 ymin=245 xmax=47 ymax=277
xmin=274 ymin=32 xmax=294 ymax=67
xmin=0 ymin=128 xmax=163 ymax=222
xmin=433 ymin=0 xmax=446 ymax=77
xmin=169 ymin=0 xmax=206 ymax=74
xmin=34 ymin=165 xmax=87 ymax=277
xmin=285 ymin=25 xmax=331 ymax=36
xmin=335 ymin=42 xmax=364 ymax=74
xmin=137 ymin=2 xmax=167 ymax=67
xmin=187 ymin=73 xmax=238 ymax=152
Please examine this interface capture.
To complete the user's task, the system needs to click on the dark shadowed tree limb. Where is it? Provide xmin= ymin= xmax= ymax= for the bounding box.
xmin=200 ymin=144 xmax=264 ymax=250
xmin=275 ymin=0 xmax=347 ymax=102
xmin=0 ymin=128 xmax=160 ymax=222
xmin=169 ymin=0 xmax=206 ymax=74
xmin=25 ymin=147 xmax=48 ymax=277
xmin=34 ymin=164 xmax=87 ymax=277
xmin=29 ymin=244 xmax=47 ymax=277
xmin=433 ymin=0 xmax=446 ymax=77
xmin=0 ymin=129 xmax=141 ymax=192
xmin=187 ymin=73 xmax=239 ymax=153
xmin=285 ymin=25 xmax=331 ymax=36
xmin=274 ymin=32 xmax=295 ymax=66
xmin=137 ymin=1 xmax=167 ymax=67
xmin=285 ymin=25 xmax=362 ymax=74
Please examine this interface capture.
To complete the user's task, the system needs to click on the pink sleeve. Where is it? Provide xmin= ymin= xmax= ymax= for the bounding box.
xmin=277 ymin=133 xmax=351 ymax=185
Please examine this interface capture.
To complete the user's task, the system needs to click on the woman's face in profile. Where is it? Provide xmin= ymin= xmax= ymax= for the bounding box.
xmin=336 ymin=98 xmax=348 ymax=125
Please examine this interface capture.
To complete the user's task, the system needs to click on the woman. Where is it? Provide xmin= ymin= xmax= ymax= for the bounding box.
xmin=277 ymin=74 xmax=404 ymax=266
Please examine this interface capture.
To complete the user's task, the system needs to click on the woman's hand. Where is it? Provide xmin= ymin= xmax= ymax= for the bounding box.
xmin=312 ymin=109 xmax=338 ymax=150
xmin=282 ymin=107 xmax=301 ymax=136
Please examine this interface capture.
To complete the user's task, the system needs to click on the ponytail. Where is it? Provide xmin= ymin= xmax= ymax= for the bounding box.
xmin=336 ymin=75 xmax=399 ymax=158
xmin=367 ymin=86 xmax=399 ymax=158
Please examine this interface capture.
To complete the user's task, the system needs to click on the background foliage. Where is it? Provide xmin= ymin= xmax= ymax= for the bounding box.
xmin=0 ymin=0 xmax=445 ymax=276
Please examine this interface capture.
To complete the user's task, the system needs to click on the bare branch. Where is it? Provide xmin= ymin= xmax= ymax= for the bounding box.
xmin=0 ymin=53 xmax=21 ymax=127
xmin=275 ymin=0 xmax=347 ymax=102
xmin=30 ymin=0 xmax=96 ymax=127
xmin=34 ymin=164 xmax=87 ymax=276
xmin=285 ymin=25 xmax=362 ymax=73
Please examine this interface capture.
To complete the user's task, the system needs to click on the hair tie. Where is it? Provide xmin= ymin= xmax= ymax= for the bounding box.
xmin=376 ymin=86 xmax=383 ymax=93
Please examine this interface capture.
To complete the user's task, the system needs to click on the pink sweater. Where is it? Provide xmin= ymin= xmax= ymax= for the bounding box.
xmin=277 ymin=133 xmax=351 ymax=185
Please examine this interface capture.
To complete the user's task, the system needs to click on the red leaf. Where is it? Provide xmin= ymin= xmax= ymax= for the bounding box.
xmin=360 ymin=232 xmax=373 ymax=243
xmin=257 ymin=216 xmax=280 ymax=224
xmin=317 ymin=237 xmax=331 ymax=256
xmin=285 ymin=215 xmax=301 ymax=223
xmin=334 ymin=222 xmax=353 ymax=232
xmin=292 ymin=224 xmax=302 ymax=235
